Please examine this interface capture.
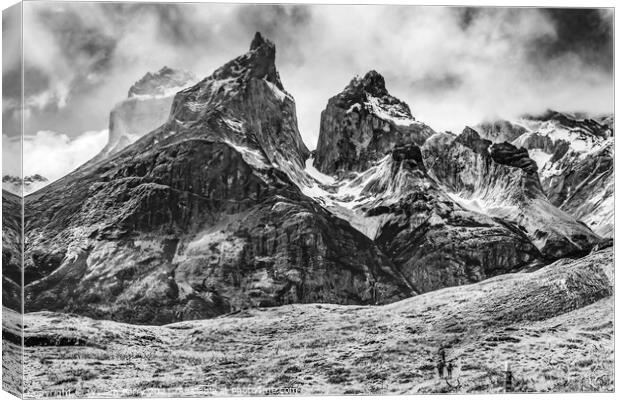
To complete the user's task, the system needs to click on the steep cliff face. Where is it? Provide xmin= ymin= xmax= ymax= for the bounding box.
xmin=475 ymin=111 xmax=614 ymax=237
xmin=91 ymin=67 xmax=196 ymax=163
xmin=23 ymin=33 xmax=412 ymax=324
xmin=422 ymin=129 xmax=602 ymax=258
xmin=313 ymin=71 xmax=435 ymax=176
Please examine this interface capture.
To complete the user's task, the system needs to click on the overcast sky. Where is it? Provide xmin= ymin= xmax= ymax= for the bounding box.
xmin=2 ymin=2 xmax=614 ymax=180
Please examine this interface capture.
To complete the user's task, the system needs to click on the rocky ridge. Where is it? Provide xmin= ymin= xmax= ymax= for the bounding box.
xmin=422 ymin=128 xmax=601 ymax=258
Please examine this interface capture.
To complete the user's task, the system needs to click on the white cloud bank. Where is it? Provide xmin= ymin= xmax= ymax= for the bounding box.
xmin=2 ymin=4 xmax=613 ymax=187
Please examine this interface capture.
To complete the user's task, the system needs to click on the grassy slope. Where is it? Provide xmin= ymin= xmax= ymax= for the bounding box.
xmin=16 ymin=248 xmax=614 ymax=396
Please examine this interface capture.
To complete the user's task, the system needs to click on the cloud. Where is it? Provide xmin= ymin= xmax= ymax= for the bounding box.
xmin=2 ymin=130 xmax=108 ymax=187
xmin=3 ymin=4 xmax=613 ymax=153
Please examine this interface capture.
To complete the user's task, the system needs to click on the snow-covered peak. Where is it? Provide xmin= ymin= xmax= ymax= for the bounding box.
xmin=208 ymin=31 xmax=284 ymax=91
xmin=338 ymin=70 xmax=418 ymax=126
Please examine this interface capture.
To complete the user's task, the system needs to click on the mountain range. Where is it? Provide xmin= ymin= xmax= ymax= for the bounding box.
xmin=4 ymin=33 xmax=613 ymax=325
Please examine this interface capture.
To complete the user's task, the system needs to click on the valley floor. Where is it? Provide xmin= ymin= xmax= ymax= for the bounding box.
xmin=6 ymin=248 xmax=614 ymax=396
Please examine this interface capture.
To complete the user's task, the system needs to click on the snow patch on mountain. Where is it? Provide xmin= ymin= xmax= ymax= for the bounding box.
xmin=305 ymin=157 xmax=336 ymax=185
xmin=528 ymin=149 xmax=553 ymax=170
xmin=300 ymin=155 xmax=395 ymax=238
xmin=364 ymin=94 xmax=419 ymax=127
xmin=223 ymin=140 xmax=271 ymax=170
xmin=264 ymin=80 xmax=290 ymax=102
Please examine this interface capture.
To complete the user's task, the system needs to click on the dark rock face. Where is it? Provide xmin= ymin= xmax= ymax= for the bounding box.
xmin=2 ymin=190 xmax=22 ymax=311
xmin=25 ymin=136 xmax=411 ymax=324
xmin=314 ymin=71 xmax=435 ymax=176
xmin=356 ymin=145 xmax=540 ymax=294
xmin=23 ymin=34 xmax=412 ymax=324
xmin=513 ymin=132 xmax=563 ymax=157
xmin=489 ymin=142 xmax=538 ymax=174
xmin=422 ymin=129 xmax=602 ymax=258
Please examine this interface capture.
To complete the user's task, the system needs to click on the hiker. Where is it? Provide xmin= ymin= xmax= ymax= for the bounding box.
xmin=446 ymin=362 xmax=454 ymax=379
xmin=437 ymin=360 xmax=445 ymax=378
xmin=370 ymin=281 xmax=378 ymax=305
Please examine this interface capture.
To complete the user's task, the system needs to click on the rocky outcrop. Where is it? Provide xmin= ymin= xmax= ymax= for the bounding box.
xmin=23 ymin=33 xmax=412 ymax=324
xmin=90 ymin=67 xmax=196 ymax=164
xmin=313 ymin=71 xmax=434 ymax=176
xmin=422 ymin=129 xmax=602 ymax=258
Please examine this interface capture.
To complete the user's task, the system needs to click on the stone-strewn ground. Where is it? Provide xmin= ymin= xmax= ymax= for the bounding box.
xmin=11 ymin=248 xmax=613 ymax=397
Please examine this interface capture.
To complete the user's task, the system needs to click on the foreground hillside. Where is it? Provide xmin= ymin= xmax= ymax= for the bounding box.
xmin=14 ymin=247 xmax=613 ymax=396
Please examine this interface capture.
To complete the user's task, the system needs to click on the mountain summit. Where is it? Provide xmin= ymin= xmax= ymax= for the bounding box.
xmin=208 ymin=31 xmax=283 ymax=91
xmin=313 ymin=70 xmax=435 ymax=175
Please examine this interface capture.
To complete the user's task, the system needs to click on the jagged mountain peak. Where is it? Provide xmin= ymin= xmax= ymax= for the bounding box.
xmin=163 ymin=32 xmax=308 ymax=176
xmin=456 ymin=126 xmax=491 ymax=154
xmin=210 ymin=31 xmax=283 ymax=90
xmin=337 ymin=70 xmax=411 ymax=116
xmin=347 ymin=70 xmax=389 ymax=97
xmin=250 ymin=31 xmax=269 ymax=50
xmin=314 ymin=71 xmax=433 ymax=175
